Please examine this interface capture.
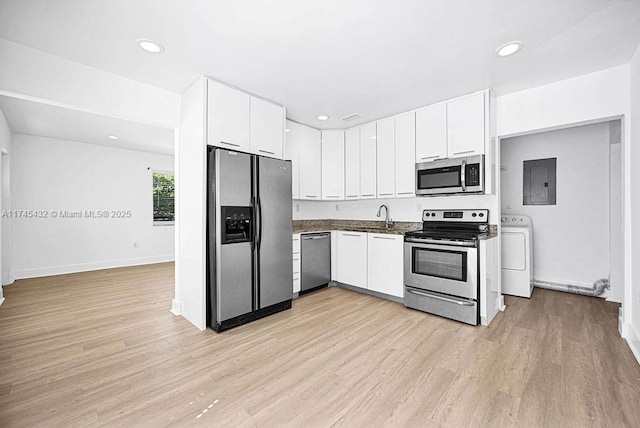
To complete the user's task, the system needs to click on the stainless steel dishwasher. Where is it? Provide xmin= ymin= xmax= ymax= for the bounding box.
xmin=300 ymin=232 xmax=331 ymax=294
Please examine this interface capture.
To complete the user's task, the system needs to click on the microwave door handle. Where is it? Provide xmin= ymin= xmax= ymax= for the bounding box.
xmin=461 ymin=159 xmax=467 ymax=192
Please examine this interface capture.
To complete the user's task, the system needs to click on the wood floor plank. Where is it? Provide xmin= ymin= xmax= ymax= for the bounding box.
xmin=1 ymin=263 xmax=639 ymax=427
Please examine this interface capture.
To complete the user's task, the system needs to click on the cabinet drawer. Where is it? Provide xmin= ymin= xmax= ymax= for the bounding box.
xmin=293 ymin=274 xmax=301 ymax=293
xmin=293 ymin=255 xmax=301 ymax=274
xmin=293 ymin=234 xmax=301 ymax=253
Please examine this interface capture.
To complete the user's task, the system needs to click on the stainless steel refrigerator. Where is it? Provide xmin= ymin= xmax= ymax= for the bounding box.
xmin=206 ymin=147 xmax=293 ymax=332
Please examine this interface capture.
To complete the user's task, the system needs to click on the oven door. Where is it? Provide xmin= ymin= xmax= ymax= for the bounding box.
xmin=403 ymin=239 xmax=478 ymax=300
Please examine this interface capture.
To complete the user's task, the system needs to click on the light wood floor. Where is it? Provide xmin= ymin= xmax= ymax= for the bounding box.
xmin=1 ymin=263 xmax=639 ymax=427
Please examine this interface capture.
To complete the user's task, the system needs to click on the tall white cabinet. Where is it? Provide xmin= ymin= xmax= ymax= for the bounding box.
xmin=321 ymin=131 xmax=345 ymax=200
xmin=395 ymin=112 xmax=416 ymax=197
xmin=344 ymin=128 xmax=360 ymax=200
xmin=376 ymin=118 xmax=395 ymax=198
xmin=299 ymin=124 xmax=322 ymax=200
xmin=359 ymin=123 xmax=377 ymax=199
xmin=284 ymin=120 xmax=301 ymax=199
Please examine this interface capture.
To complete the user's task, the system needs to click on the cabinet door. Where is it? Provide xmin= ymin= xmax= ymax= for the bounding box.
xmin=250 ymin=96 xmax=284 ymax=159
xmin=367 ymin=234 xmax=403 ymax=297
xmin=284 ymin=120 xmax=300 ymax=199
xmin=207 ymin=79 xmax=250 ymax=151
xmin=359 ymin=123 xmax=377 ymax=199
xmin=337 ymin=232 xmax=367 ymax=288
xmin=447 ymin=92 xmax=485 ymax=158
xmin=376 ymin=118 xmax=395 ymax=198
xmin=395 ymin=112 xmax=416 ymax=197
xmin=321 ymin=131 xmax=345 ymax=200
xmin=345 ymin=128 xmax=360 ymax=200
xmin=299 ymin=124 xmax=322 ymax=200
xmin=293 ymin=234 xmax=301 ymax=293
xmin=415 ymin=104 xmax=447 ymax=162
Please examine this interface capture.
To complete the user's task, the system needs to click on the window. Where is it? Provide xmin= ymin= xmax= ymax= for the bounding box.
xmin=523 ymin=158 xmax=556 ymax=205
xmin=153 ymin=172 xmax=175 ymax=224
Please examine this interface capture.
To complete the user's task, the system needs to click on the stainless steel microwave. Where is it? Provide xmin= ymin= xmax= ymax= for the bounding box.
xmin=415 ymin=154 xmax=484 ymax=196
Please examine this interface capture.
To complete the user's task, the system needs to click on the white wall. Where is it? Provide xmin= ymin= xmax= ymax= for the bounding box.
xmin=0 ymin=108 xmax=10 ymax=304
xmin=11 ymin=134 xmax=174 ymax=278
xmin=175 ymin=77 xmax=207 ymax=330
xmin=294 ymin=194 xmax=499 ymax=224
xmin=629 ymin=44 xmax=640 ymax=355
xmin=0 ymin=39 xmax=180 ymax=128
xmin=501 ymin=122 xmax=610 ymax=290
xmin=609 ymin=121 xmax=623 ymax=303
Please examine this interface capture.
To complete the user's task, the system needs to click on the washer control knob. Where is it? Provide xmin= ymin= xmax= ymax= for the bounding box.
xmin=479 ymin=213 xmax=484 ymax=217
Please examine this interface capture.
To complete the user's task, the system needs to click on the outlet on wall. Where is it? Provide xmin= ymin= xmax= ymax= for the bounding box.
xmin=416 ymin=203 xmax=422 ymax=213
xmin=335 ymin=204 xmax=339 ymax=212
xmin=133 ymin=242 xmax=138 ymax=249
xmin=295 ymin=203 xmax=300 ymax=213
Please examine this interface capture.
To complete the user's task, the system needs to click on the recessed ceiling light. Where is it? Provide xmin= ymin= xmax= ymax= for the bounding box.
xmin=137 ymin=38 xmax=165 ymax=54
xmin=108 ymin=135 xmax=119 ymax=140
xmin=317 ymin=115 xmax=329 ymax=121
xmin=285 ymin=128 xmax=291 ymax=133
xmin=496 ymin=41 xmax=523 ymax=57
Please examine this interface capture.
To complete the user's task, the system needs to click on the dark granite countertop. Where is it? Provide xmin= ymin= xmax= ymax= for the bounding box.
xmin=293 ymin=219 xmax=421 ymax=235
xmin=294 ymin=220 xmax=499 ymax=238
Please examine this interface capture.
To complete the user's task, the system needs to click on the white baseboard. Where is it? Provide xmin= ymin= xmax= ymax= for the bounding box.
xmin=170 ymin=299 xmax=182 ymax=316
xmin=13 ymin=255 xmax=175 ymax=279
xmin=0 ymin=297 xmax=4 ymax=307
xmin=626 ymin=323 xmax=640 ymax=367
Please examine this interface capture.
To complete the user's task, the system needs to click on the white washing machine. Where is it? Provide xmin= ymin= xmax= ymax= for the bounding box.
xmin=501 ymin=215 xmax=534 ymax=298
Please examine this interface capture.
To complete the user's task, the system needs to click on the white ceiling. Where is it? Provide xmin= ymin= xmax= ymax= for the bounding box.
xmin=0 ymin=96 xmax=175 ymax=155
xmin=0 ymin=0 xmax=639 ymax=130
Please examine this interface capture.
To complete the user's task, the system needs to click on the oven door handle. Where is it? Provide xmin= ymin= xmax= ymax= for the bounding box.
xmin=404 ymin=237 xmax=476 ymax=247
xmin=406 ymin=289 xmax=475 ymax=306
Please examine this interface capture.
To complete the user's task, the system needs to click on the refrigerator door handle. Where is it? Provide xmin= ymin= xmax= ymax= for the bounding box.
xmin=250 ymin=196 xmax=257 ymax=251
xmin=257 ymin=197 xmax=263 ymax=249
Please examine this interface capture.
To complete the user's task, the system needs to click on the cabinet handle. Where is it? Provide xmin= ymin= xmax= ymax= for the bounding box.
xmin=259 ymin=149 xmax=276 ymax=155
xmin=419 ymin=155 xmax=440 ymax=160
xmin=373 ymin=236 xmax=396 ymax=240
xmin=378 ymin=193 xmax=393 ymax=196
xmin=346 ymin=195 xmax=358 ymax=198
xmin=361 ymin=194 xmax=375 ymax=197
xmin=453 ymin=150 xmax=475 ymax=156
xmin=342 ymin=233 xmax=361 ymax=237
xmin=221 ymin=141 xmax=240 ymax=147
xmin=325 ymin=195 xmax=341 ymax=199
xmin=305 ymin=195 xmax=318 ymax=198
xmin=397 ymin=191 xmax=414 ymax=195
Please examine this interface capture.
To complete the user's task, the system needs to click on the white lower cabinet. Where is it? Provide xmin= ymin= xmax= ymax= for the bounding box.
xmin=367 ymin=233 xmax=404 ymax=298
xmin=336 ymin=231 xmax=368 ymax=288
xmin=336 ymin=231 xmax=403 ymax=298
xmin=293 ymin=234 xmax=301 ymax=294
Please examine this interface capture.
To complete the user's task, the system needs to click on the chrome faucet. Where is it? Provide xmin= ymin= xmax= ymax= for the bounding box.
xmin=376 ymin=204 xmax=394 ymax=229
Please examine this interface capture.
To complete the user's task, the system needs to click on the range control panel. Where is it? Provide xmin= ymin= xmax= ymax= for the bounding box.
xmin=500 ymin=215 xmax=533 ymax=227
xmin=422 ymin=209 xmax=489 ymax=223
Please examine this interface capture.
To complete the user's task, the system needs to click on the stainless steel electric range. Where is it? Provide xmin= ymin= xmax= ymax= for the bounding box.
xmin=404 ymin=209 xmax=489 ymax=325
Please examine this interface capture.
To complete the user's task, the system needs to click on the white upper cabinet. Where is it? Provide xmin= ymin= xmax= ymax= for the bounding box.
xmin=207 ymin=79 xmax=250 ymax=152
xmin=446 ymin=92 xmax=485 ymax=158
xmin=321 ymin=130 xmax=345 ymax=200
xmin=415 ymin=103 xmax=447 ymax=162
xmin=359 ymin=123 xmax=377 ymax=199
xmin=415 ymin=92 xmax=487 ymax=162
xmin=376 ymin=118 xmax=395 ymax=198
xmin=395 ymin=112 xmax=416 ymax=197
xmin=284 ymin=120 xmax=301 ymax=199
xmin=299 ymin=124 xmax=322 ymax=200
xmin=344 ymin=128 xmax=360 ymax=200
xmin=250 ymin=96 xmax=284 ymax=159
